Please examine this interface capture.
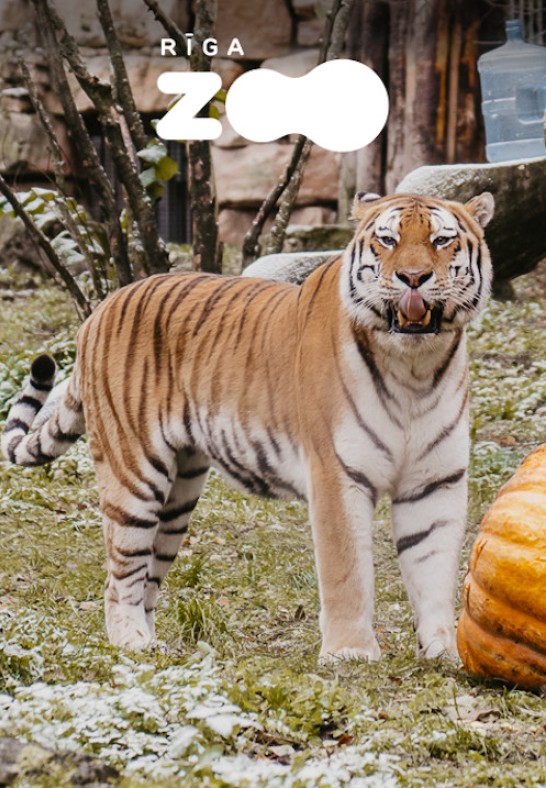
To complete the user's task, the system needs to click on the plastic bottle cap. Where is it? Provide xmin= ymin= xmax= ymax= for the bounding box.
xmin=505 ymin=19 xmax=523 ymax=41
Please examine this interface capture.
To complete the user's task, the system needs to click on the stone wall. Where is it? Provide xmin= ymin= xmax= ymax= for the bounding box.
xmin=0 ymin=0 xmax=341 ymax=247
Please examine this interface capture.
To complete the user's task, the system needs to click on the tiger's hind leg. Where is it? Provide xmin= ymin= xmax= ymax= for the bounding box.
xmin=96 ymin=455 xmax=177 ymax=651
xmin=144 ymin=448 xmax=210 ymax=640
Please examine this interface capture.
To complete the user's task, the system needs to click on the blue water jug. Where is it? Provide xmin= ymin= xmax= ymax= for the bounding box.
xmin=478 ymin=20 xmax=546 ymax=162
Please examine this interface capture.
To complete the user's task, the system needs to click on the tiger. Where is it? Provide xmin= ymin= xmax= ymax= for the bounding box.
xmin=1 ymin=191 xmax=495 ymax=660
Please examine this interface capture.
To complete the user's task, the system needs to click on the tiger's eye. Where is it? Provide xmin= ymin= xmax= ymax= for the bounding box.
xmin=378 ymin=235 xmax=396 ymax=248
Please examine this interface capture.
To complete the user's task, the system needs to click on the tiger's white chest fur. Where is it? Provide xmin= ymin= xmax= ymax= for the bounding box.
xmin=333 ymin=332 xmax=469 ymax=501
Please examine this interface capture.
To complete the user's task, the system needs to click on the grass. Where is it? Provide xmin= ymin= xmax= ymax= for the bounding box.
xmin=0 ymin=262 xmax=545 ymax=786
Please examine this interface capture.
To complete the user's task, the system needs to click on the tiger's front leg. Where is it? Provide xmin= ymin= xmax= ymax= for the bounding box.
xmin=308 ymin=462 xmax=380 ymax=662
xmin=391 ymin=469 xmax=468 ymax=659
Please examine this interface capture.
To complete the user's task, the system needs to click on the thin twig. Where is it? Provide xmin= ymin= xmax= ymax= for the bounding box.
xmin=0 ymin=174 xmax=91 ymax=318
xmin=143 ymin=0 xmax=221 ymax=273
xmin=34 ymin=0 xmax=168 ymax=276
xmin=142 ymin=0 xmax=188 ymax=50
xmin=20 ymin=60 xmax=107 ymax=300
xmin=242 ymin=0 xmax=356 ymax=264
xmin=31 ymin=0 xmax=133 ymax=288
xmin=96 ymin=0 xmax=148 ymax=152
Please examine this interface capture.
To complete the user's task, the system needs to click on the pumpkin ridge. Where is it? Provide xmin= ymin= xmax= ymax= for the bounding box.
xmin=463 ymin=572 xmax=546 ymax=652
xmin=457 ymin=610 xmax=546 ymax=689
xmin=469 ymin=536 xmax=546 ymax=619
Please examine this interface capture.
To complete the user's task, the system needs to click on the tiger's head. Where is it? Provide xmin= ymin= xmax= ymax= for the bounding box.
xmin=341 ymin=192 xmax=495 ymax=339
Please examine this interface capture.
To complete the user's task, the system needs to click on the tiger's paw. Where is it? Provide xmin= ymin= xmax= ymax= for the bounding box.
xmin=417 ymin=629 xmax=458 ymax=661
xmin=105 ymin=605 xmax=153 ymax=651
xmin=112 ymin=629 xmax=152 ymax=651
xmin=319 ymin=638 xmax=381 ymax=664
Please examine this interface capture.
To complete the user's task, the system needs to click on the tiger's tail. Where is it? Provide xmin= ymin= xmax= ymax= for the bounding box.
xmin=1 ymin=354 xmax=85 ymax=467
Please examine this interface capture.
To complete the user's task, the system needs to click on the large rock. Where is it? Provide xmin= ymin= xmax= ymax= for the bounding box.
xmin=214 ymin=113 xmax=248 ymax=150
xmin=242 ymin=250 xmax=341 ymax=283
xmin=298 ymin=19 xmax=323 ymax=47
xmin=0 ymin=215 xmax=45 ymax=271
xmin=215 ymin=0 xmax=292 ymax=60
xmin=58 ymin=55 xmax=186 ymax=114
xmin=212 ymin=143 xmax=340 ymax=208
xmin=48 ymin=0 xmax=187 ymax=47
xmin=212 ymin=58 xmax=246 ymax=90
xmin=261 ymin=49 xmax=319 ymax=77
xmin=59 ymin=55 xmax=243 ymax=115
xmin=396 ymin=157 xmax=546 ymax=282
xmin=0 ymin=87 xmax=33 ymax=114
xmin=0 ymin=0 xmax=34 ymax=35
xmin=218 ymin=205 xmax=336 ymax=245
xmin=0 ymin=111 xmax=72 ymax=174
xmin=282 ymin=222 xmax=353 ymax=252
xmin=292 ymin=0 xmax=319 ymax=19
xmin=0 ymin=737 xmax=118 ymax=786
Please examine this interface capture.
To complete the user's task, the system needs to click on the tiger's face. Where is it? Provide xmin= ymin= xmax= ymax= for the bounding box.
xmin=341 ymin=192 xmax=495 ymax=338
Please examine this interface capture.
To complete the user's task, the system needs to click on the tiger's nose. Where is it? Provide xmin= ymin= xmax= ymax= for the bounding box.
xmin=395 ymin=270 xmax=433 ymax=289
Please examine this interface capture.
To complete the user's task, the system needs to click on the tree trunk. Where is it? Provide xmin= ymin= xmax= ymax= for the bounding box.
xmin=386 ymin=0 xmax=444 ymax=192
xmin=340 ymin=0 xmax=389 ymax=213
xmin=188 ymin=0 xmax=222 ymax=273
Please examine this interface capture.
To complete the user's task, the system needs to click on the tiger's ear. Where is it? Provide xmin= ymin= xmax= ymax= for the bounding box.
xmin=464 ymin=192 xmax=495 ymax=229
xmin=351 ymin=191 xmax=382 ymax=221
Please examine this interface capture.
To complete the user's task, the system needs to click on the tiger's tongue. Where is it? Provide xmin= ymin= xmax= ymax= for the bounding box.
xmin=398 ymin=288 xmax=428 ymax=323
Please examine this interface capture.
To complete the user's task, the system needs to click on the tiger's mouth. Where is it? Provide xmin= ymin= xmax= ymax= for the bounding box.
xmin=388 ymin=304 xmax=442 ymax=334
xmin=387 ymin=288 xmax=443 ymax=334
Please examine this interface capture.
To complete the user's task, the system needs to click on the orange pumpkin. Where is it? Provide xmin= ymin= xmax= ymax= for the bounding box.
xmin=457 ymin=443 xmax=546 ymax=689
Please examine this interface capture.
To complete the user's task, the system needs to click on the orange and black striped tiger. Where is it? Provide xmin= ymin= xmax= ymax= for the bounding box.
xmin=2 ymin=191 xmax=494 ymax=659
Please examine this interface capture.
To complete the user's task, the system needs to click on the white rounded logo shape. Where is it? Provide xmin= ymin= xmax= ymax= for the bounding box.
xmin=226 ymin=59 xmax=389 ymax=153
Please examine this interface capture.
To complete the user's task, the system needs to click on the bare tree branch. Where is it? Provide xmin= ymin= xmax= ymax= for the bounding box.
xmin=96 ymin=0 xmax=148 ymax=152
xmin=31 ymin=0 xmax=133 ymax=288
xmin=34 ymin=0 xmax=169 ymax=276
xmin=319 ymin=0 xmax=356 ymax=63
xmin=143 ymin=0 xmax=222 ymax=273
xmin=261 ymin=139 xmax=313 ymax=256
xmin=142 ymin=0 xmax=189 ymax=49
xmin=187 ymin=0 xmax=222 ymax=273
xmin=241 ymin=135 xmax=309 ymax=265
xmin=242 ymin=0 xmax=357 ymax=264
xmin=0 ymin=174 xmax=91 ymax=318
xmin=20 ymin=60 xmax=108 ymax=300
